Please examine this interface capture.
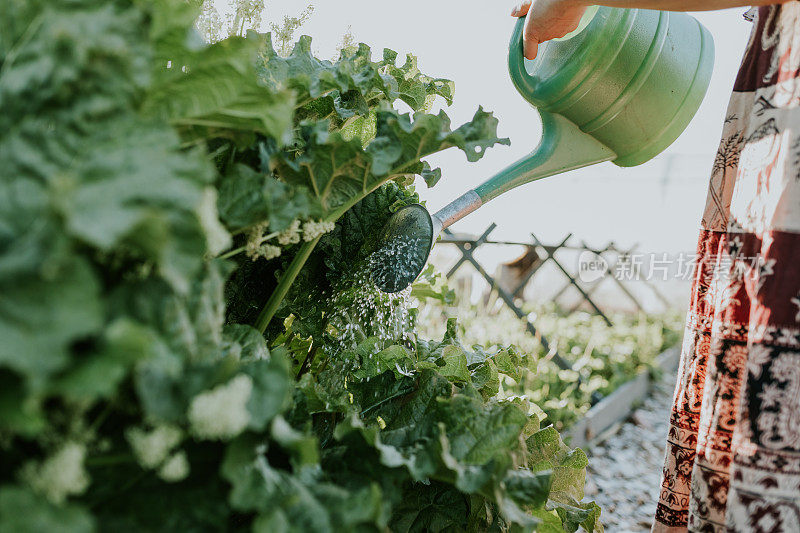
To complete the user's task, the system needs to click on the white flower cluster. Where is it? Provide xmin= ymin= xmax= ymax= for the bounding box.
xmin=246 ymin=222 xmax=282 ymax=262
xmin=246 ymin=241 xmax=281 ymax=261
xmin=126 ymin=424 xmax=182 ymax=469
xmin=276 ymin=219 xmax=301 ymax=246
xmin=243 ymin=218 xmax=333 ymax=260
xmin=302 ymin=220 xmax=335 ymax=241
xmin=259 ymin=244 xmax=281 ymax=260
xmin=157 ymin=450 xmax=189 ymax=482
xmin=23 ymin=442 xmax=90 ymax=503
xmin=188 ymin=374 xmax=253 ymax=440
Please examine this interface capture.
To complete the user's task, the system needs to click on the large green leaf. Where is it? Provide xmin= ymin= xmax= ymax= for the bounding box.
xmin=329 ymin=369 xmax=555 ymax=530
xmin=221 ymin=433 xmax=388 ymax=532
xmin=527 ymin=426 xmax=588 ymax=503
xmin=380 ymin=50 xmax=455 ymax=109
xmin=242 ymin=354 xmax=292 ymax=431
xmin=390 ymin=481 xmax=469 ymax=533
xmin=258 ymin=34 xmax=454 ymax=127
xmin=216 ymin=164 xmax=315 ymax=232
xmin=260 ymin=35 xmax=388 ymax=118
xmin=146 ymin=29 xmax=295 ymax=144
xmin=272 ymin=107 xmax=507 ymax=217
xmin=51 ymin=319 xmax=160 ymax=402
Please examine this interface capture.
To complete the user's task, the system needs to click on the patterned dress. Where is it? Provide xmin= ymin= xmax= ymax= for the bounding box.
xmin=653 ymin=4 xmax=800 ymax=532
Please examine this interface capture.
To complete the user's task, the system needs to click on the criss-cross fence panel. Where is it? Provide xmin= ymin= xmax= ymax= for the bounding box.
xmin=438 ymin=224 xmax=673 ymax=320
xmin=435 ymin=225 xmax=676 ymax=375
xmin=528 ymin=232 xmax=613 ymax=326
xmin=564 ymin=241 xmax=644 ymax=314
xmin=510 ymin=234 xmax=572 ymax=298
xmin=441 ymin=230 xmax=614 ymax=322
xmin=442 ymin=227 xmax=573 ymax=371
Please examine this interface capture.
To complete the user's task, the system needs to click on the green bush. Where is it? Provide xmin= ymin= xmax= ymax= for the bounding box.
xmin=0 ymin=1 xmax=602 ymax=531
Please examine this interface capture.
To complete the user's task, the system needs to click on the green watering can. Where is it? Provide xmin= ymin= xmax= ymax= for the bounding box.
xmin=371 ymin=6 xmax=714 ymax=292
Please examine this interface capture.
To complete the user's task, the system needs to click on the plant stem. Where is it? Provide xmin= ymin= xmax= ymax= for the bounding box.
xmin=88 ymin=404 xmax=113 ymax=434
xmin=218 ymin=231 xmax=280 ymax=259
xmin=254 ymin=235 xmax=321 ymax=333
xmin=219 ymin=245 xmax=247 ymax=260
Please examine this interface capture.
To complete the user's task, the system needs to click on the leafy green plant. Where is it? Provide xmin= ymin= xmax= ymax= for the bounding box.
xmin=417 ymin=293 xmax=683 ymax=430
xmin=0 ymin=1 xmax=601 ymax=531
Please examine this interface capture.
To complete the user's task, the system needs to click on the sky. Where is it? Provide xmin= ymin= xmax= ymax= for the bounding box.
xmin=218 ymin=1 xmax=756 ymax=257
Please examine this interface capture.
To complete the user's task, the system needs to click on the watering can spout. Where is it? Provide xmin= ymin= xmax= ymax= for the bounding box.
xmin=473 ymin=112 xmax=616 ymax=203
xmin=372 ymin=6 xmax=714 ymax=293
xmin=429 ymin=111 xmax=616 ymax=236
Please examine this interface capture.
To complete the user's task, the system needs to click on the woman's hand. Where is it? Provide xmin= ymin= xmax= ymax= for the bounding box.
xmin=511 ymin=0 xmax=589 ymax=60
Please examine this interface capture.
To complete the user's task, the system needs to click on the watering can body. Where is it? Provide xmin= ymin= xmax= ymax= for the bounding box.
xmin=372 ymin=7 xmax=714 ymax=292
xmin=511 ymin=7 xmax=714 ymax=166
xmin=436 ymin=7 xmax=714 ymax=229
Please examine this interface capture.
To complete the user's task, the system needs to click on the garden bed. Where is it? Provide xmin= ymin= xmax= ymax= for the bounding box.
xmin=566 ymin=345 xmax=680 ymax=449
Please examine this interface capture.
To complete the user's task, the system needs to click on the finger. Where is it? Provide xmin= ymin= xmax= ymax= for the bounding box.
xmin=522 ymin=11 xmax=540 ymax=59
xmin=524 ymin=38 xmax=539 ymax=60
xmin=510 ymin=0 xmax=531 ymax=17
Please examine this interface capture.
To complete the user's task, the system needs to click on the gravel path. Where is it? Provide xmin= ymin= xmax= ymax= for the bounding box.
xmin=583 ymin=370 xmax=677 ymax=532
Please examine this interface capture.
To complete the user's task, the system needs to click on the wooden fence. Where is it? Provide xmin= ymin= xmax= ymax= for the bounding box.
xmin=438 ymin=225 xmax=671 ymax=370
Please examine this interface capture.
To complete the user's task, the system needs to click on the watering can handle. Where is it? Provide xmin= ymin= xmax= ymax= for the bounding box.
xmin=506 ymin=12 xmax=599 ymax=100
xmin=480 ymin=16 xmax=618 ymax=202
xmin=432 ymin=18 xmax=617 ymax=233
xmin=507 ymin=15 xmax=538 ymax=104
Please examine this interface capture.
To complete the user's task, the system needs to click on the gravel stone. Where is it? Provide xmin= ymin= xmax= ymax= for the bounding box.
xmin=584 ymin=370 xmax=676 ymax=532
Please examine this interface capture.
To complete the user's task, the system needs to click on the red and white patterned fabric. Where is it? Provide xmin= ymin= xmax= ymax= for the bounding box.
xmin=653 ymin=4 xmax=800 ymax=532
